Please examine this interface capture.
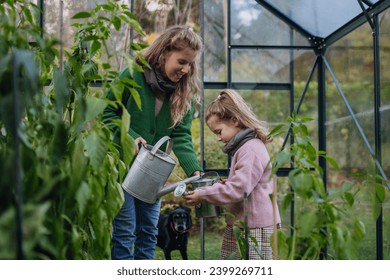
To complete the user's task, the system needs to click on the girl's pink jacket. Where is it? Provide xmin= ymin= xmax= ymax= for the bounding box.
xmin=197 ymin=138 xmax=281 ymax=228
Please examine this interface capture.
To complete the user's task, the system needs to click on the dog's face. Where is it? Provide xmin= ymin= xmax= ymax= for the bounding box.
xmin=170 ymin=206 xmax=192 ymax=233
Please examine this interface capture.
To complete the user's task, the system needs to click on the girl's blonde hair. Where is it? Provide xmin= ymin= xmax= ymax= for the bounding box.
xmin=137 ymin=25 xmax=202 ymax=127
xmin=205 ymin=89 xmax=272 ymax=143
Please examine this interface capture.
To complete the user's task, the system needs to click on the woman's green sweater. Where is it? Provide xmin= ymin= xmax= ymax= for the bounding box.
xmin=103 ymin=67 xmax=202 ymax=177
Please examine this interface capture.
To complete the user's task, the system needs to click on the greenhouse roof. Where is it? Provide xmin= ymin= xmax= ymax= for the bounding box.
xmin=256 ymin=0 xmax=390 ymax=46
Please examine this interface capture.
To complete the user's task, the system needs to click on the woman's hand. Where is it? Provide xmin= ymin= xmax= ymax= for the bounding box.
xmin=192 ymin=170 xmax=202 ymax=177
xmin=183 ymin=190 xmax=201 ymax=206
xmin=134 ymin=137 xmax=147 ymax=154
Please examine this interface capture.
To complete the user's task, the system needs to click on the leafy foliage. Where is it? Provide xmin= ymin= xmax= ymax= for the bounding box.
xmin=0 ymin=0 xmax=145 ymax=259
xmin=270 ymin=113 xmax=369 ymax=259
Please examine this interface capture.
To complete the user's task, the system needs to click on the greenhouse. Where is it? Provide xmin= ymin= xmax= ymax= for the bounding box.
xmin=0 ymin=0 xmax=389 ymax=261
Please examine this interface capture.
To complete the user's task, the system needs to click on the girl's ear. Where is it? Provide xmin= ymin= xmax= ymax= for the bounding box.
xmin=232 ymin=117 xmax=240 ymax=127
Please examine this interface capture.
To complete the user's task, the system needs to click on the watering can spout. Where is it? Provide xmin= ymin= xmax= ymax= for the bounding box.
xmin=156 ymin=175 xmax=200 ymax=198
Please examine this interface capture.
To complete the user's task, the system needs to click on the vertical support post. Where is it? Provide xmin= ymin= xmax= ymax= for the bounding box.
xmin=372 ymin=15 xmax=383 ymax=260
xmin=199 ymin=0 xmax=206 ymax=261
xmin=226 ymin=0 xmax=232 ymax=89
xmin=317 ymin=55 xmax=327 ymax=259
xmin=289 ymin=27 xmax=295 ymax=236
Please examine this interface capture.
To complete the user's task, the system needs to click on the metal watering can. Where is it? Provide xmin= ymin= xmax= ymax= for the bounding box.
xmin=190 ymin=171 xmax=222 ymax=218
xmin=122 ymin=136 xmax=200 ymax=204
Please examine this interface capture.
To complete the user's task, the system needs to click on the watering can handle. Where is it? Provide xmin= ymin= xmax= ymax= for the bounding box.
xmin=201 ymin=171 xmax=220 ymax=184
xmin=150 ymin=136 xmax=173 ymax=155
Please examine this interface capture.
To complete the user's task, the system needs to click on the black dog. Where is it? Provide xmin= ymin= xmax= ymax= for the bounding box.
xmin=157 ymin=205 xmax=192 ymax=260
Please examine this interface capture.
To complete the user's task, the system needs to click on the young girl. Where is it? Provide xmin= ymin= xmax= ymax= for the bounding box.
xmin=103 ymin=26 xmax=203 ymax=260
xmin=184 ymin=89 xmax=281 ymax=260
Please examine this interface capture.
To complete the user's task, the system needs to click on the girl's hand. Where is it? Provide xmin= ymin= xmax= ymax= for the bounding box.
xmin=183 ymin=190 xmax=201 ymax=206
xmin=134 ymin=137 xmax=147 ymax=154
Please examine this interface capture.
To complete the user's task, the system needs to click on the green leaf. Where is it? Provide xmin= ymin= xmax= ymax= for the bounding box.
xmin=97 ymin=16 xmax=110 ymax=22
xmin=23 ymin=203 xmax=52 ymax=258
xmin=289 ymin=170 xmax=312 ymax=196
xmin=72 ymin=11 xmax=92 ymax=19
xmin=274 ymin=150 xmax=290 ymax=169
xmin=281 ymin=192 xmax=293 ymax=212
xmin=76 ymin=181 xmax=91 ymax=218
xmin=130 ymin=42 xmax=148 ymax=51
xmin=375 ymin=183 xmax=386 ymax=203
xmin=113 ymin=16 xmax=121 ymax=31
xmin=82 ymin=62 xmax=97 ymax=76
xmin=323 ymin=155 xmax=339 ymax=170
xmin=354 ymin=219 xmax=366 ymax=241
xmin=109 ymin=80 xmax=125 ymax=102
xmin=269 ymin=124 xmax=286 ymax=137
xmin=53 ymin=68 xmax=69 ymax=115
xmin=84 ymin=130 xmax=108 ymax=170
xmin=70 ymin=137 xmax=88 ymax=191
xmin=122 ymin=77 xmax=140 ymax=88
xmin=82 ymin=35 xmax=99 ymax=42
xmin=102 ymin=62 xmax=111 ymax=69
xmin=135 ymin=52 xmax=149 ymax=67
xmin=129 ymin=87 xmax=142 ymax=110
xmin=90 ymin=40 xmax=101 ymax=55
xmin=300 ymin=116 xmax=314 ymax=122
xmin=50 ymin=121 xmax=68 ymax=165
xmin=232 ymin=225 xmax=242 ymax=241
xmin=85 ymin=96 xmax=107 ymax=122
xmin=301 ymin=124 xmax=309 ymax=136
xmin=298 ymin=210 xmax=317 ymax=238
xmin=100 ymin=4 xmax=114 ymax=12
xmin=120 ymin=110 xmax=134 ymax=167
xmin=15 ymin=50 xmax=40 ymax=95
xmin=343 ymin=192 xmax=354 ymax=207
xmin=341 ymin=181 xmax=354 ymax=193
xmin=120 ymin=14 xmax=145 ymax=36
xmin=305 ymin=143 xmax=317 ymax=161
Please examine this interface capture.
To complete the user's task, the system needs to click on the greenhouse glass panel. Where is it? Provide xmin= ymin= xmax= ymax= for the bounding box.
xmin=230 ymin=0 xmax=310 ymax=46
xmin=293 ymin=52 xmax=317 ymax=80
xmin=238 ymin=90 xmax=291 ymax=125
xmin=326 ymin=25 xmax=377 ymax=258
xmin=327 ymin=22 xmax=374 ymax=82
xmin=44 ymin=0 xmax=132 ymax=71
xmin=326 ymin=22 xmax=375 ymax=125
xmin=204 ymin=0 xmax=226 ymax=82
xmin=203 ymin=89 xmax=228 ymax=170
xmin=380 ymin=7 xmax=390 ymax=184
xmin=231 ymin=49 xmax=312 ymax=83
xmin=262 ymin=0 xmax=380 ymax=38
xmin=293 ymin=79 xmax=319 ymax=123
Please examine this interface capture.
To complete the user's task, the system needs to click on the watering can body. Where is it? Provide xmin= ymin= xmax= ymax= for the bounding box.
xmin=122 ymin=136 xmax=199 ymax=203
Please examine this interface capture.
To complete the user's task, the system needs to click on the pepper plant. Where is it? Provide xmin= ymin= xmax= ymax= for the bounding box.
xmin=270 ymin=113 xmax=368 ymax=259
xmin=0 ymin=0 xmax=146 ymax=259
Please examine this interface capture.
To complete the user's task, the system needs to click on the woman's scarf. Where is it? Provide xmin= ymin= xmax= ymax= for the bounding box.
xmin=222 ymin=128 xmax=256 ymax=156
xmin=144 ymin=67 xmax=176 ymax=95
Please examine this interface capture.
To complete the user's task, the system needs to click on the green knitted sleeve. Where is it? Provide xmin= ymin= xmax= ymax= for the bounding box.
xmin=171 ymin=103 xmax=203 ymax=177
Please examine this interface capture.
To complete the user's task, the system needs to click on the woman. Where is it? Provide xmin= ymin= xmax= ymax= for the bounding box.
xmin=103 ymin=26 xmax=203 ymax=260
